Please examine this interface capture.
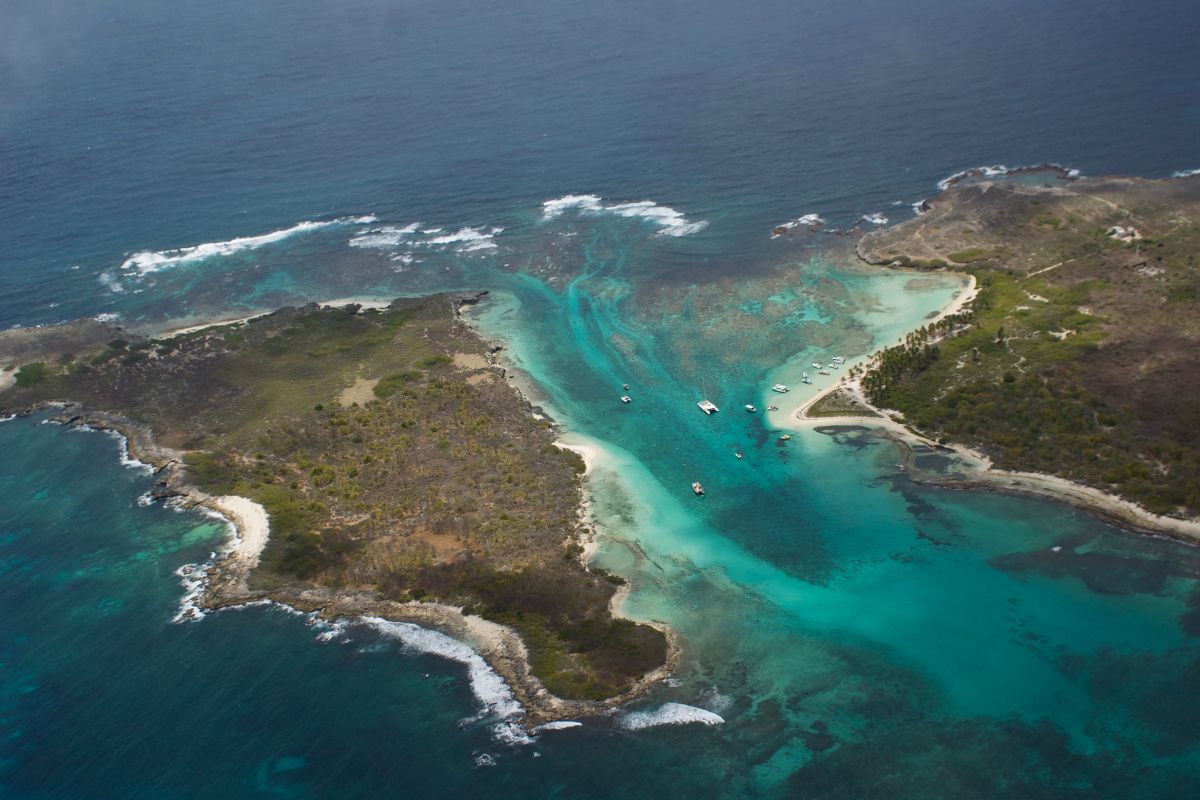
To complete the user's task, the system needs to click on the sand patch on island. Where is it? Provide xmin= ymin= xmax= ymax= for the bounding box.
xmin=338 ymin=376 xmax=379 ymax=407
xmin=453 ymin=352 xmax=489 ymax=370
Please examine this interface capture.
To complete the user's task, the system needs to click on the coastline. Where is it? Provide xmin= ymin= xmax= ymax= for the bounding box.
xmin=9 ymin=400 xmax=676 ymax=726
xmin=3 ymin=296 xmax=680 ymax=728
xmin=784 ymin=268 xmax=1200 ymax=544
xmin=151 ymin=296 xmax=395 ymax=338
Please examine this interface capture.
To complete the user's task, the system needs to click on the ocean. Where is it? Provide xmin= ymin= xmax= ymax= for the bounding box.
xmin=2 ymin=0 xmax=1200 ymax=796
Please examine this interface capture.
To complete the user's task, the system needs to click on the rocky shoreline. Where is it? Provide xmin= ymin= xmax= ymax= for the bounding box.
xmin=0 ymin=293 xmax=681 ymax=727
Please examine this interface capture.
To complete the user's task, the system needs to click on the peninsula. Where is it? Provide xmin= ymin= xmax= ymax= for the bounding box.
xmin=0 ymin=295 xmax=670 ymax=722
xmin=808 ymin=171 xmax=1200 ymax=538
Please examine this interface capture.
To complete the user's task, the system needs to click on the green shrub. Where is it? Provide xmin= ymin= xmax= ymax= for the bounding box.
xmin=373 ymin=371 xmax=421 ymax=398
xmin=14 ymin=362 xmax=50 ymax=387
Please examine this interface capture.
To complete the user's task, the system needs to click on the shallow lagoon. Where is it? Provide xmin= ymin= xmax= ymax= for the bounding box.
xmin=4 ymin=0 xmax=1200 ymax=794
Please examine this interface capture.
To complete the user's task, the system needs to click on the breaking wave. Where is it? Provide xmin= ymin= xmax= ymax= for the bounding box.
xmin=350 ymin=223 xmax=501 ymax=253
xmin=1173 ymin=168 xmax=1200 ymax=178
xmin=118 ymin=215 xmax=377 ymax=275
xmin=349 ymin=222 xmax=421 ymax=249
xmin=359 ymin=616 xmax=526 ymax=740
xmin=616 ymin=702 xmax=725 ymax=730
xmin=541 ymin=194 xmax=707 ymax=236
xmin=936 ymin=163 xmax=1081 ymax=192
xmin=425 ymin=226 xmax=503 ymax=251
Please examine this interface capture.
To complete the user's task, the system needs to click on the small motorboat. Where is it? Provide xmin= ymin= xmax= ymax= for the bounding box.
xmin=818 ymin=370 xmax=830 ymax=376
xmin=771 ymin=384 xmax=790 ymax=393
xmin=745 ymin=404 xmax=756 ymax=412
xmin=620 ymin=395 xmax=632 ymax=404
xmin=623 ymin=384 xmax=630 ymax=390
xmin=735 ymin=452 xmax=744 ymax=460
xmin=778 ymin=434 xmax=792 ymax=442
xmin=692 ymin=481 xmax=705 ymax=496
xmin=767 ymin=404 xmax=779 ymax=411
xmin=812 ymin=363 xmax=822 ymax=369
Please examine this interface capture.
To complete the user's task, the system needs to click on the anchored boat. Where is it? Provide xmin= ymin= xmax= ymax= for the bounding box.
xmin=620 ymin=395 xmax=632 ymax=404
xmin=692 ymin=481 xmax=705 ymax=496
xmin=745 ymin=404 xmax=756 ymax=412
xmin=771 ymin=384 xmax=790 ymax=393
xmin=697 ymin=400 xmax=719 ymax=414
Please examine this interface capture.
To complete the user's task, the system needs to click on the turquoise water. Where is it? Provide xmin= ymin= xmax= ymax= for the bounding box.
xmin=5 ymin=221 xmax=1200 ymax=796
xmin=4 ymin=0 xmax=1200 ymax=795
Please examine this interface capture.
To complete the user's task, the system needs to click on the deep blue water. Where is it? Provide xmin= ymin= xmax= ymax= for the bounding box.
xmin=2 ymin=0 xmax=1200 ymax=797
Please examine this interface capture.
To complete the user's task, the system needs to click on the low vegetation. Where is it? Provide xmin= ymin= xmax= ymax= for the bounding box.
xmin=857 ymin=175 xmax=1200 ymax=516
xmin=0 ymin=297 xmax=666 ymax=699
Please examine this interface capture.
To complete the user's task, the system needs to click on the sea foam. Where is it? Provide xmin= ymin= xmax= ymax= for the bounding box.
xmin=359 ymin=616 xmax=524 ymax=725
xmin=541 ymin=194 xmax=707 ymax=236
xmin=533 ymin=720 xmax=583 ymax=733
xmin=351 ymin=223 xmax=502 ymax=253
xmin=119 ymin=215 xmax=377 ymax=274
xmin=617 ymin=702 xmax=725 ymax=731
xmin=348 ymin=222 xmax=421 ymax=249
xmin=1173 ymin=168 xmax=1200 ymax=178
xmin=935 ymin=162 xmax=1081 ymax=192
xmin=425 ymin=226 xmax=503 ymax=251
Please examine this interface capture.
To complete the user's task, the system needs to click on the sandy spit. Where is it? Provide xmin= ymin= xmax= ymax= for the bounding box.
xmin=782 ymin=272 xmax=1199 ymax=543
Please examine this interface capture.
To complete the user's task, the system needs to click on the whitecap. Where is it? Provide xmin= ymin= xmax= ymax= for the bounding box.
xmin=349 ymin=223 xmax=421 ymax=249
xmin=541 ymin=194 xmax=706 ymax=237
xmin=617 ymin=702 xmax=725 ymax=731
xmin=424 ymin=227 xmax=503 ymax=248
xmin=119 ymin=215 xmax=376 ymax=275
xmin=541 ymin=194 xmax=604 ymax=219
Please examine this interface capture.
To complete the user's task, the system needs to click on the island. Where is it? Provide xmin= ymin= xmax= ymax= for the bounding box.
xmin=0 ymin=294 xmax=671 ymax=723
xmin=805 ymin=171 xmax=1200 ymax=539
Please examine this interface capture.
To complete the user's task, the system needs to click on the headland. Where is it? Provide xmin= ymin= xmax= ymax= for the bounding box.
xmin=0 ymin=294 xmax=672 ymax=725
